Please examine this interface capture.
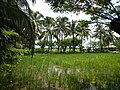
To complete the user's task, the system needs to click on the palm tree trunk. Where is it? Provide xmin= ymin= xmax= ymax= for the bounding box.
xmin=73 ymin=32 xmax=75 ymax=52
xmin=100 ymin=39 xmax=103 ymax=52
xmin=57 ymin=45 xmax=60 ymax=52
xmin=90 ymin=35 xmax=91 ymax=50
xmin=79 ymin=36 xmax=83 ymax=53
xmin=100 ymin=32 xmax=103 ymax=52
xmin=108 ymin=42 xmax=110 ymax=50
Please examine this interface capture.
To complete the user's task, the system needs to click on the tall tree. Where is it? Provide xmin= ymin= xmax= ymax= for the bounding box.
xmin=67 ymin=20 xmax=78 ymax=52
xmin=76 ymin=20 xmax=90 ymax=52
xmin=54 ymin=17 xmax=69 ymax=40
xmin=30 ymin=10 xmax=44 ymax=40
xmin=0 ymin=0 xmax=36 ymax=63
xmin=93 ymin=24 xmax=107 ymax=52
xmin=53 ymin=17 xmax=69 ymax=52
xmin=41 ymin=16 xmax=55 ymax=52
xmin=103 ymin=29 xmax=115 ymax=49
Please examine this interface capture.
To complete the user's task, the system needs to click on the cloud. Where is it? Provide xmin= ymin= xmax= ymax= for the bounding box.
xmin=28 ymin=0 xmax=90 ymax=20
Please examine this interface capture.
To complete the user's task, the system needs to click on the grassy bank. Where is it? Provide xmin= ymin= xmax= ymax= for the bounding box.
xmin=1 ymin=53 xmax=120 ymax=89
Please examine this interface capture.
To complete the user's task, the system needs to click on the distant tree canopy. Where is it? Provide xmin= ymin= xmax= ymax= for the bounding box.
xmin=45 ymin=0 xmax=120 ymax=35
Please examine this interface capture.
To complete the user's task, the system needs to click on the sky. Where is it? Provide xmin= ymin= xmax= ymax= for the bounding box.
xmin=27 ymin=0 xmax=91 ymax=21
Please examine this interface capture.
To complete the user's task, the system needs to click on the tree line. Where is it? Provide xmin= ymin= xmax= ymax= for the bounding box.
xmin=33 ymin=13 xmax=120 ymax=53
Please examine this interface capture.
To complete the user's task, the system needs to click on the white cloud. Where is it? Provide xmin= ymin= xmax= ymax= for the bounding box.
xmin=27 ymin=0 xmax=90 ymax=21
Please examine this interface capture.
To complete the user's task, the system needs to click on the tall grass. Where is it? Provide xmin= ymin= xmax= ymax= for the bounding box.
xmin=2 ymin=53 xmax=120 ymax=90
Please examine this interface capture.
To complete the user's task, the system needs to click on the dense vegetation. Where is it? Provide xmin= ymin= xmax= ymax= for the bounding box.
xmin=0 ymin=0 xmax=36 ymax=64
xmin=0 ymin=53 xmax=120 ymax=89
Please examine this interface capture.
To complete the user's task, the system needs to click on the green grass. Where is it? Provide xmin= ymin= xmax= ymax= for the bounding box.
xmin=2 ymin=53 xmax=120 ymax=89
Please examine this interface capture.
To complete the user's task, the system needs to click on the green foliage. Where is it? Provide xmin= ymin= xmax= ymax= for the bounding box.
xmin=45 ymin=0 xmax=120 ymax=34
xmin=79 ymin=20 xmax=89 ymax=28
xmin=0 ymin=0 xmax=36 ymax=58
xmin=90 ymin=41 xmax=99 ymax=49
xmin=2 ymin=30 xmax=19 ymax=37
xmin=56 ymin=38 xmax=80 ymax=52
xmin=114 ymin=37 xmax=120 ymax=50
xmin=0 ymin=26 xmax=31 ymax=64
xmin=36 ymin=40 xmax=56 ymax=53
xmin=36 ymin=40 xmax=48 ymax=48
xmin=71 ymin=37 xmax=80 ymax=46
xmin=0 ymin=27 xmax=19 ymax=44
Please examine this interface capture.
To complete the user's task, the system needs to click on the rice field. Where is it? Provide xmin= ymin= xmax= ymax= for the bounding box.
xmin=1 ymin=53 xmax=120 ymax=90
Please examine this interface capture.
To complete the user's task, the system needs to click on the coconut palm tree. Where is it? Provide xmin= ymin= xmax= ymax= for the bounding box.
xmin=103 ymin=29 xmax=115 ymax=49
xmin=76 ymin=20 xmax=90 ymax=52
xmin=0 ymin=0 xmax=36 ymax=46
xmin=54 ymin=16 xmax=69 ymax=52
xmin=0 ymin=0 xmax=36 ymax=63
xmin=93 ymin=24 xmax=107 ymax=52
xmin=30 ymin=10 xmax=44 ymax=39
xmin=67 ymin=20 xmax=77 ymax=52
xmin=40 ymin=16 xmax=55 ymax=52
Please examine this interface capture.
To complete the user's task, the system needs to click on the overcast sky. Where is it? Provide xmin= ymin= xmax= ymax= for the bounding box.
xmin=27 ymin=0 xmax=91 ymax=21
